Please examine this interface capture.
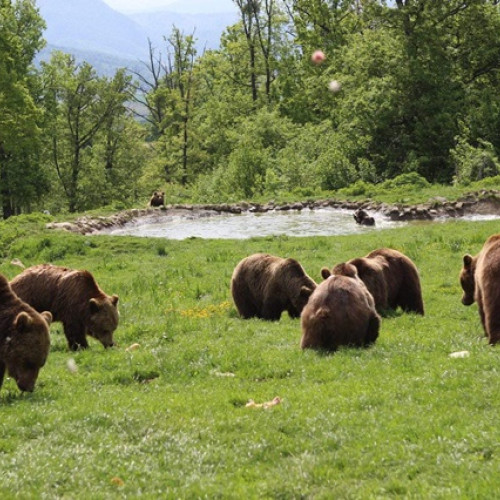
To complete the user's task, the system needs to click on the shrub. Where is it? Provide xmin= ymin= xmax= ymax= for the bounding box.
xmin=451 ymin=137 xmax=500 ymax=185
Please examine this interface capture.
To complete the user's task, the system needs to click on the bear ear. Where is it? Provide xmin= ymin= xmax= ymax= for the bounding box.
xmin=89 ymin=298 xmax=100 ymax=313
xmin=300 ymin=285 xmax=314 ymax=299
xmin=41 ymin=311 xmax=52 ymax=326
xmin=111 ymin=294 xmax=119 ymax=307
xmin=15 ymin=311 xmax=33 ymax=333
xmin=320 ymin=268 xmax=331 ymax=280
xmin=343 ymin=263 xmax=358 ymax=278
xmin=463 ymin=254 xmax=473 ymax=268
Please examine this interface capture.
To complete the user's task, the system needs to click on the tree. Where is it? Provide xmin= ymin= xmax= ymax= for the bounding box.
xmin=0 ymin=0 xmax=47 ymax=218
xmin=41 ymin=52 xmax=134 ymax=212
xmin=136 ymin=28 xmax=199 ymax=185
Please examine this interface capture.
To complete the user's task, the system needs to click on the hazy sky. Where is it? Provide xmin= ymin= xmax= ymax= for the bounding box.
xmin=102 ymin=0 xmax=177 ymax=13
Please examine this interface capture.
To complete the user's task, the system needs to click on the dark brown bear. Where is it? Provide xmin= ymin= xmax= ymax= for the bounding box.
xmin=11 ymin=264 xmax=119 ymax=351
xmin=353 ymin=208 xmax=375 ymax=226
xmin=0 ymin=273 xmax=52 ymax=392
xmin=324 ymin=248 xmax=424 ymax=315
xmin=460 ymin=234 xmax=500 ymax=345
xmin=231 ymin=253 xmax=317 ymax=320
xmin=149 ymin=191 xmax=165 ymax=207
xmin=301 ymin=263 xmax=380 ymax=351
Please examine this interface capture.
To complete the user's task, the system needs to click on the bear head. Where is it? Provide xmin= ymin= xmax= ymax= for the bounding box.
xmin=283 ymin=258 xmax=316 ymax=317
xmin=4 ymin=310 xmax=52 ymax=392
xmin=460 ymin=254 xmax=476 ymax=306
xmin=87 ymin=294 xmax=119 ymax=348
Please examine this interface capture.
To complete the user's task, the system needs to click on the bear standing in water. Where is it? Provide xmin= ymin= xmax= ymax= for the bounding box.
xmin=353 ymin=209 xmax=375 ymax=226
xmin=301 ymin=264 xmax=380 ymax=351
xmin=231 ymin=253 xmax=316 ymax=320
xmin=0 ymin=273 xmax=52 ymax=392
xmin=11 ymin=264 xmax=119 ymax=351
xmin=460 ymin=234 xmax=500 ymax=345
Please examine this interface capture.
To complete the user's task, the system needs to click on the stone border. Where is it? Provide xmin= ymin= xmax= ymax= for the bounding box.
xmin=46 ymin=189 xmax=500 ymax=235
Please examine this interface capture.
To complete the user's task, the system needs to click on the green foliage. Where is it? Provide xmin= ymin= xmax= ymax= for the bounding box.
xmin=0 ymin=0 xmax=47 ymax=218
xmin=6 ymin=1 xmax=500 ymax=214
xmin=451 ymin=136 xmax=500 ymax=185
xmin=0 ymin=215 xmax=500 ymax=496
xmin=380 ymin=172 xmax=431 ymax=190
xmin=39 ymin=52 xmax=142 ymax=212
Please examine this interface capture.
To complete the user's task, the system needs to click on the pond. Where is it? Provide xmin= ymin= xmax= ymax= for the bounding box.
xmin=99 ymin=207 xmax=500 ymax=240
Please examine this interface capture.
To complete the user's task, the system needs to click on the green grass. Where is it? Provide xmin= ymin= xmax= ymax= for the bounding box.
xmin=0 ymin=216 xmax=499 ymax=498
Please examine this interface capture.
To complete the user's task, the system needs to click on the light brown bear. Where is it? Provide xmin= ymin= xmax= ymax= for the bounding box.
xmin=323 ymin=248 xmax=424 ymax=315
xmin=11 ymin=264 xmax=119 ymax=351
xmin=0 ymin=273 xmax=52 ymax=392
xmin=460 ymin=234 xmax=500 ymax=345
xmin=231 ymin=253 xmax=317 ymax=320
xmin=301 ymin=263 xmax=380 ymax=351
xmin=149 ymin=191 xmax=165 ymax=207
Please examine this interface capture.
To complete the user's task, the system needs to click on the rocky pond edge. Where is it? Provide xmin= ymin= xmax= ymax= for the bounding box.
xmin=46 ymin=189 xmax=500 ymax=235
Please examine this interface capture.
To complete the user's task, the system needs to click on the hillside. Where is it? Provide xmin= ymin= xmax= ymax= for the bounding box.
xmin=164 ymin=0 xmax=236 ymax=14
xmin=36 ymin=0 xmax=238 ymax=74
xmin=37 ymin=0 xmax=149 ymax=59
xmin=130 ymin=10 xmax=238 ymax=52
xmin=35 ymin=44 xmax=145 ymax=78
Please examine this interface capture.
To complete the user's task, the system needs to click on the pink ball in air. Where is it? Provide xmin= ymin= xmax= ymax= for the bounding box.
xmin=311 ymin=50 xmax=326 ymax=64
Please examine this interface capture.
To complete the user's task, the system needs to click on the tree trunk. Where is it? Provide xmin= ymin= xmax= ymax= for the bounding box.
xmin=0 ymin=145 xmax=13 ymax=219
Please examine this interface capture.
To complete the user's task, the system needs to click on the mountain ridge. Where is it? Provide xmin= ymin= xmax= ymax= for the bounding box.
xmin=36 ymin=0 xmax=237 ymax=74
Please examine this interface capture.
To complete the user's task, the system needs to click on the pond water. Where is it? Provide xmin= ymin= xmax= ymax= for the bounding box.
xmin=102 ymin=208 xmax=500 ymax=240
xmin=103 ymin=207 xmax=419 ymax=240
xmin=101 ymin=208 xmax=500 ymax=240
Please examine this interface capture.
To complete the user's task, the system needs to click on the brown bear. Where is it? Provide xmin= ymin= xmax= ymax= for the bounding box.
xmin=231 ymin=253 xmax=317 ymax=320
xmin=323 ymin=248 xmax=424 ymax=315
xmin=460 ymin=234 xmax=500 ymax=345
xmin=0 ymin=273 xmax=52 ymax=392
xmin=149 ymin=191 xmax=165 ymax=207
xmin=11 ymin=264 xmax=119 ymax=351
xmin=301 ymin=263 xmax=380 ymax=351
xmin=353 ymin=208 xmax=375 ymax=226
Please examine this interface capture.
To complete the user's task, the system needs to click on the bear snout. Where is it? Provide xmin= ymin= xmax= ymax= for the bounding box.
xmin=461 ymin=295 xmax=474 ymax=306
xmin=16 ymin=378 xmax=35 ymax=392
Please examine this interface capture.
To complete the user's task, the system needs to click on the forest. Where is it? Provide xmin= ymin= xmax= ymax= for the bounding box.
xmin=2 ymin=0 xmax=500 ymax=219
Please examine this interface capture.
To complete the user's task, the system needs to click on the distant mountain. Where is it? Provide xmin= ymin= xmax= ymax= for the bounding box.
xmin=104 ymin=0 xmax=236 ymax=15
xmin=131 ymin=10 xmax=238 ymax=53
xmin=35 ymin=0 xmax=238 ymax=75
xmin=35 ymin=44 xmax=145 ymax=78
xmin=164 ymin=0 xmax=236 ymax=14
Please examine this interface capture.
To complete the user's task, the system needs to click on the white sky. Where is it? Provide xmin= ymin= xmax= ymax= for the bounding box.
xmin=102 ymin=0 xmax=178 ymax=13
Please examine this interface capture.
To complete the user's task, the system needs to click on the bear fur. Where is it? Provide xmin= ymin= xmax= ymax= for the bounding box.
xmin=149 ymin=191 xmax=165 ymax=207
xmin=460 ymin=234 xmax=500 ymax=345
xmin=0 ymin=273 xmax=52 ymax=392
xmin=11 ymin=264 xmax=119 ymax=351
xmin=231 ymin=253 xmax=317 ymax=320
xmin=301 ymin=263 xmax=380 ymax=351
xmin=353 ymin=208 xmax=375 ymax=226
xmin=324 ymin=248 xmax=424 ymax=315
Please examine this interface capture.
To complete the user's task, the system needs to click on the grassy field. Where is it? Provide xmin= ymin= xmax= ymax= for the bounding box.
xmin=0 ymin=213 xmax=499 ymax=499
